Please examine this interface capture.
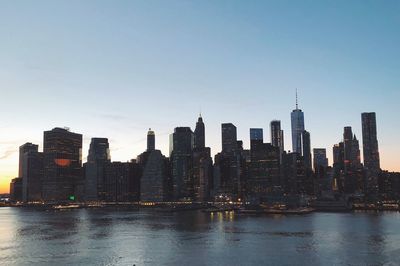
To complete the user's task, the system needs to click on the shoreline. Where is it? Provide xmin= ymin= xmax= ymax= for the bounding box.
xmin=2 ymin=203 xmax=400 ymax=213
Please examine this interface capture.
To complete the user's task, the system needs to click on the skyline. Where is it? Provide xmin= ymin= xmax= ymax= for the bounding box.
xmin=0 ymin=109 xmax=395 ymax=194
xmin=1 ymin=1 xmax=400 ymax=193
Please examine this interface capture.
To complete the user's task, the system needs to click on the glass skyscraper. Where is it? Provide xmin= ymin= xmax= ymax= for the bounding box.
xmin=291 ymin=102 xmax=305 ymax=154
xmin=362 ymin=112 xmax=381 ymax=194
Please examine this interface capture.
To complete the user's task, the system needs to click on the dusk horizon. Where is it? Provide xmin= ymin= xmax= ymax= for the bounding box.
xmin=1 ymin=1 xmax=399 ymax=194
xmin=1 ymin=1 xmax=400 ymax=265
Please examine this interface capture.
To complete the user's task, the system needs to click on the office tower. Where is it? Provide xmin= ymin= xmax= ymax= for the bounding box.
xmin=192 ymin=147 xmax=213 ymax=202
xmin=103 ymin=161 xmax=141 ymax=202
xmin=333 ymin=142 xmax=344 ymax=167
xmin=302 ymin=131 xmax=312 ymax=170
xmin=341 ymin=126 xmax=363 ymax=192
xmin=19 ymin=143 xmax=38 ymax=177
xmin=42 ymin=127 xmax=83 ymax=202
xmin=281 ymin=152 xmax=311 ymax=195
xmin=139 ymin=150 xmax=169 ymax=202
xmin=84 ymin=138 xmax=111 ymax=201
xmin=362 ymin=112 xmax=381 ymax=194
xmin=22 ymin=150 xmax=44 ymax=202
xmin=214 ymin=123 xmax=243 ymax=200
xmin=247 ymin=142 xmax=280 ymax=203
xmin=271 ymin=120 xmax=284 ymax=155
xmin=250 ymin=128 xmax=263 ymax=141
xmin=194 ymin=115 xmax=205 ymax=149
xmin=137 ymin=130 xmax=170 ymax=202
xmin=170 ymin=127 xmax=194 ymax=200
xmin=343 ymin=127 xmax=361 ymax=172
xmin=291 ymin=93 xmax=305 ymax=154
xmin=313 ymin=148 xmax=328 ymax=176
xmin=18 ymin=143 xmax=43 ymax=202
xmin=9 ymin=177 xmax=23 ymax=202
xmin=147 ymin=129 xmax=155 ymax=151
xmin=351 ymin=135 xmax=361 ymax=169
xmin=222 ymin=123 xmax=237 ymax=153
xmin=343 ymin=126 xmax=353 ymax=171
xmin=192 ymin=115 xmax=213 ymax=202
xmin=250 ymin=128 xmax=263 ymax=155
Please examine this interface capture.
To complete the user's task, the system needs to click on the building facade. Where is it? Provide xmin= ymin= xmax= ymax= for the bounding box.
xmin=42 ymin=127 xmax=83 ymax=202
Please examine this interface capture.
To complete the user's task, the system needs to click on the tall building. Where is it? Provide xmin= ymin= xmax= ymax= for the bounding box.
xmin=147 ymin=129 xmax=155 ymax=151
xmin=139 ymin=150 xmax=169 ymax=202
xmin=170 ymin=127 xmax=194 ymax=200
xmin=214 ymin=123 xmax=243 ymax=200
xmin=222 ymin=123 xmax=237 ymax=153
xmin=192 ymin=115 xmax=213 ymax=202
xmin=291 ymin=93 xmax=305 ymax=154
xmin=343 ymin=126 xmax=353 ymax=171
xmin=270 ymin=120 xmax=284 ymax=156
xmin=194 ymin=115 xmax=205 ymax=149
xmin=281 ymin=152 xmax=312 ymax=195
xmin=18 ymin=143 xmax=43 ymax=202
xmin=247 ymin=141 xmax=280 ymax=203
xmin=333 ymin=142 xmax=344 ymax=168
xmin=302 ymin=130 xmax=312 ymax=170
xmin=22 ymin=150 xmax=44 ymax=202
xmin=332 ymin=127 xmax=363 ymax=194
xmin=10 ymin=177 xmax=23 ymax=202
xmin=250 ymin=128 xmax=263 ymax=155
xmin=192 ymin=147 xmax=213 ymax=202
xmin=313 ymin=148 xmax=328 ymax=176
xmin=103 ymin=161 xmax=141 ymax=202
xmin=19 ymin=143 xmax=38 ymax=177
xmin=84 ymin=138 xmax=110 ymax=201
xmin=362 ymin=112 xmax=381 ymax=194
xmin=138 ymin=129 xmax=170 ymax=202
xmin=343 ymin=127 xmax=361 ymax=173
xmin=42 ymin=127 xmax=83 ymax=202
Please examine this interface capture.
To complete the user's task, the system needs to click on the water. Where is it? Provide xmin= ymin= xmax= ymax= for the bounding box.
xmin=1 ymin=208 xmax=400 ymax=265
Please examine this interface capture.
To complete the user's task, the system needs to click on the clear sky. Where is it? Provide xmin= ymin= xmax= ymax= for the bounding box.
xmin=0 ymin=0 xmax=399 ymax=193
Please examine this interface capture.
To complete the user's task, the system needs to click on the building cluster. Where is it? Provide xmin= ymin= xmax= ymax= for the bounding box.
xmin=9 ymin=101 xmax=399 ymax=205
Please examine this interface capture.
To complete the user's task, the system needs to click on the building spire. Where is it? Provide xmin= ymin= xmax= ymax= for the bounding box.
xmin=296 ymin=88 xmax=298 ymax=109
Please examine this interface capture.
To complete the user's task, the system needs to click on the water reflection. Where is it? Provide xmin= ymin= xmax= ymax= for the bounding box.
xmin=1 ymin=208 xmax=400 ymax=265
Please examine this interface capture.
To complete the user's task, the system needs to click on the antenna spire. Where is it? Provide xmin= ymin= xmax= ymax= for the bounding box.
xmin=296 ymin=88 xmax=298 ymax=109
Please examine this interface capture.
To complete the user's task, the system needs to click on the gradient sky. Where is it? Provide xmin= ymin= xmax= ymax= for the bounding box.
xmin=0 ymin=0 xmax=399 ymax=193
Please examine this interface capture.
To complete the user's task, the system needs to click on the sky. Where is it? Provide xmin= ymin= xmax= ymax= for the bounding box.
xmin=0 ymin=0 xmax=399 ymax=193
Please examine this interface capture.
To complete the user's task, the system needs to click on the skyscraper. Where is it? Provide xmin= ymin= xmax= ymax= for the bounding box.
xmin=84 ymin=138 xmax=110 ymax=201
xmin=362 ymin=112 xmax=381 ymax=194
xmin=19 ymin=143 xmax=38 ymax=178
xmin=302 ymin=130 xmax=312 ymax=170
xmin=42 ymin=127 xmax=83 ymax=202
xmin=18 ymin=143 xmax=43 ymax=202
xmin=147 ymin=129 xmax=155 ymax=151
xmin=343 ymin=127 xmax=361 ymax=173
xmin=22 ymin=149 xmax=44 ymax=202
xmin=270 ymin=120 xmax=284 ymax=156
xmin=194 ymin=115 xmax=205 ymax=149
xmin=343 ymin=127 xmax=353 ymax=174
xmin=222 ymin=123 xmax=237 ymax=153
xmin=9 ymin=177 xmax=23 ymax=202
xmin=291 ymin=93 xmax=305 ymax=154
xmin=139 ymin=152 xmax=169 ymax=202
xmin=138 ymin=130 xmax=170 ymax=202
xmin=103 ymin=161 xmax=141 ymax=202
xmin=214 ymin=123 xmax=242 ymax=200
xmin=250 ymin=128 xmax=263 ymax=155
xmin=192 ymin=115 xmax=213 ymax=202
xmin=171 ymin=127 xmax=194 ymax=200
xmin=313 ymin=148 xmax=328 ymax=174
xmin=247 ymin=140 xmax=280 ymax=203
